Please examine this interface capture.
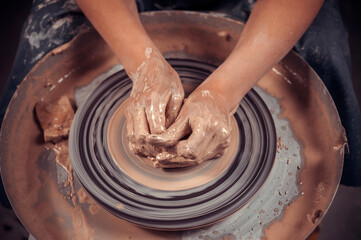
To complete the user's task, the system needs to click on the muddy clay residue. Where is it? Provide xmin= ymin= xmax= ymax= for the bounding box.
xmin=0 ymin=29 xmax=179 ymax=239
xmin=259 ymin=59 xmax=346 ymax=239
xmin=49 ymin=138 xmax=178 ymax=240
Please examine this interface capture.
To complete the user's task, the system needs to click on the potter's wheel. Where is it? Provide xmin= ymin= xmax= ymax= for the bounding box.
xmin=69 ymin=59 xmax=276 ymax=230
xmin=0 ymin=11 xmax=346 ymax=239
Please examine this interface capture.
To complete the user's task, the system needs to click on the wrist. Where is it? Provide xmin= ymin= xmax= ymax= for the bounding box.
xmin=193 ymin=82 xmax=238 ymax=116
xmin=117 ymin=41 xmax=161 ymax=74
xmin=196 ymin=71 xmax=246 ymax=115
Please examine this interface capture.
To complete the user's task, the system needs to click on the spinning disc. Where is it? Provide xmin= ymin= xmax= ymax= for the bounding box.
xmin=69 ymin=59 xmax=276 ymax=230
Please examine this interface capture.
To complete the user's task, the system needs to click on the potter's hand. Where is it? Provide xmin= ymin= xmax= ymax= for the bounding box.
xmin=125 ymin=49 xmax=184 ymax=157
xmin=75 ymin=0 xmax=185 ymax=158
xmin=148 ymin=88 xmax=232 ymax=165
xmin=77 ymin=0 xmax=324 ymax=165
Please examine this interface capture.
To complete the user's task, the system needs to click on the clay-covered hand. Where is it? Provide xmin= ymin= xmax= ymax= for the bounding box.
xmin=147 ymin=88 xmax=232 ymax=166
xmin=125 ymin=48 xmax=184 ymax=157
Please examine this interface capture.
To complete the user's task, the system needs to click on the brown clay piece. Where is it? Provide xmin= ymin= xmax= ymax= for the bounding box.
xmin=35 ymin=96 xmax=74 ymax=143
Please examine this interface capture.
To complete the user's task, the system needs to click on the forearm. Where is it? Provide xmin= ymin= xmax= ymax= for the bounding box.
xmin=76 ymin=0 xmax=157 ymax=73
xmin=200 ymin=0 xmax=324 ymax=113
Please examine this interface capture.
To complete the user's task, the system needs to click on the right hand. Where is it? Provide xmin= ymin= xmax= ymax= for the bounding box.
xmin=125 ymin=48 xmax=184 ymax=158
xmin=147 ymin=87 xmax=232 ymax=167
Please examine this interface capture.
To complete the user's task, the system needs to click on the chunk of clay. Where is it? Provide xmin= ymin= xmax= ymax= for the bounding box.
xmin=35 ymin=96 xmax=74 ymax=143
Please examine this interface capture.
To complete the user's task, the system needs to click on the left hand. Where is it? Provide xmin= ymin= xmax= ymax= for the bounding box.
xmin=147 ymin=88 xmax=232 ymax=167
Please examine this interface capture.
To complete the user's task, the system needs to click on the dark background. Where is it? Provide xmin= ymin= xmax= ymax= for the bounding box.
xmin=0 ymin=0 xmax=360 ymax=239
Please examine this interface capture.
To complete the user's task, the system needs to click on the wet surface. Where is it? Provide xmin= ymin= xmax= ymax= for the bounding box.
xmin=70 ymin=59 xmax=276 ymax=230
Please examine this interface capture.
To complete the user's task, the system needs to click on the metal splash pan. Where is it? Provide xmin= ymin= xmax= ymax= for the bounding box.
xmin=0 ymin=11 xmax=346 ymax=240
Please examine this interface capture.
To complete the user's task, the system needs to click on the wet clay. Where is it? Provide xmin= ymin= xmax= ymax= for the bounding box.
xmin=259 ymin=58 xmax=346 ymax=239
xmin=55 ymin=140 xmax=95 ymax=239
xmin=107 ymin=98 xmax=239 ymax=191
xmin=145 ymin=89 xmax=233 ymax=168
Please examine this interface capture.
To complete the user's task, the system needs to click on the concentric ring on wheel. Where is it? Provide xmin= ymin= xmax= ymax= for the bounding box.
xmin=69 ymin=59 xmax=277 ymax=230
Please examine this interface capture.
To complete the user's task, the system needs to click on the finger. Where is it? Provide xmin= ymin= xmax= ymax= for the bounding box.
xmin=124 ymin=105 xmax=134 ymax=139
xmin=165 ymin=92 xmax=184 ymax=127
xmin=130 ymin=141 xmax=158 ymax=158
xmin=147 ymin=110 xmax=190 ymax=147
xmin=155 ymin=156 xmax=198 ymax=168
xmin=145 ymin=97 xmax=167 ymax=134
xmin=154 ymin=151 xmax=177 ymax=165
xmin=197 ymin=126 xmax=232 ymax=160
xmin=203 ymin=134 xmax=230 ymax=160
xmin=176 ymin=117 xmax=213 ymax=160
xmin=125 ymin=108 xmax=138 ymax=154
xmin=126 ymin=107 xmax=150 ymax=156
xmin=132 ymin=107 xmax=149 ymax=138
xmin=208 ymin=123 xmax=232 ymax=158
